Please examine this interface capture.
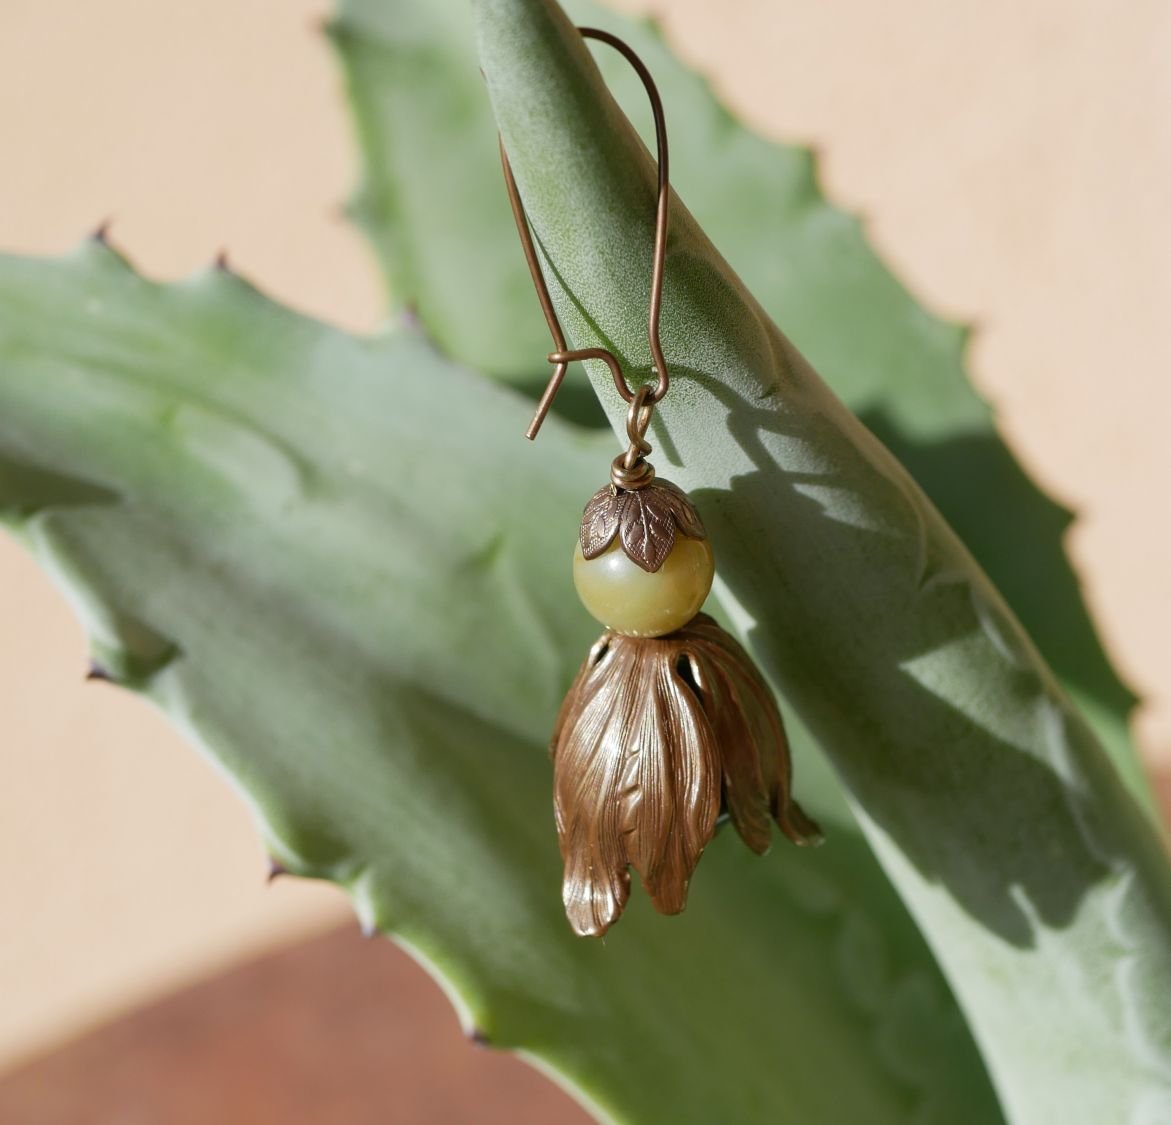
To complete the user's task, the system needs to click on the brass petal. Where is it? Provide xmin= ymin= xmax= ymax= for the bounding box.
xmin=551 ymin=630 xmax=719 ymax=935
xmin=618 ymin=486 xmax=678 ymax=572
xmin=579 ymin=485 xmax=625 ymax=559
xmin=577 ymin=478 xmax=707 ymax=572
xmin=551 ymin=613 xmax=821 ymax=936
xmin=682 ymin=615 xmax=822 ymax=851
xmin=653 ymin=477 xmax=707 ymax=540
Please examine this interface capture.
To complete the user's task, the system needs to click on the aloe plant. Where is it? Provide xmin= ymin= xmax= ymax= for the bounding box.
xmin=1 ymin=0 xmax=1167 ymax=1122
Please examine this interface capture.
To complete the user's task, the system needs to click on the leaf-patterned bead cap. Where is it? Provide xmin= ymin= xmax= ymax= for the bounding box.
xmin=580 ymin=478 xmax=707 ymax=573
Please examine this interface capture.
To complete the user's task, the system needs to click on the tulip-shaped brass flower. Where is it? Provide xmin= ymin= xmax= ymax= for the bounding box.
xmin=552 ymin=612 xmax=822 ymax=937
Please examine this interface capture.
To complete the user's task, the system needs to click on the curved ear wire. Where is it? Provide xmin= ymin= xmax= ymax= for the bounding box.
xmin=497 ymin=27 xmax=672 ymax=440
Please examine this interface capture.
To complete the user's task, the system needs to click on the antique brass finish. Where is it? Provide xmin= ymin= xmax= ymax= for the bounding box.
xmin=551 ymin=614 xmax=823 ymax=937
xmin=580 ymin=478 xmax=705 ymax=573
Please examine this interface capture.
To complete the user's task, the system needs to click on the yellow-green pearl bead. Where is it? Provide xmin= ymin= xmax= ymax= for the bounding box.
xmin=572 ymin=535 xmax=715 ymax=638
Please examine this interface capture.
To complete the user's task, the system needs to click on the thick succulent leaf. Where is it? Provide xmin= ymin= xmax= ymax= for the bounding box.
xmin=475 ymin=1 xmax=1171 ymax=1120
xmin=326 ymin=0 xmax=551 ymax=382
xmin=0 ymin=243 xmax=1002 ymax=1122
xmin=331 ymin=0 xmax=1145 ymax=808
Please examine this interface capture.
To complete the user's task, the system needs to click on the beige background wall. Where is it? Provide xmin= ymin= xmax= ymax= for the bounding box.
xmin=1 ymin=0 xmax=1168 ymax=1070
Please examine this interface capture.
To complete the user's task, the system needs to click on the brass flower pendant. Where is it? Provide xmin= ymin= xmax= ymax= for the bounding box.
xmin=556 ymin=464 xmax=822 ymax=937
xmin=552 ymin=614 xmax=822 ymax=937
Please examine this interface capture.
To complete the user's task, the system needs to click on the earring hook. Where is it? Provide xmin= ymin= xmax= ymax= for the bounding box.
xmin=498 ymin=27 xmax=672 ymax=441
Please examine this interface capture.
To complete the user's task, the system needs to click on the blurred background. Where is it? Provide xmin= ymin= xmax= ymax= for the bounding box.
xmin=0 ymin=0 xmax=1167 ymax=1120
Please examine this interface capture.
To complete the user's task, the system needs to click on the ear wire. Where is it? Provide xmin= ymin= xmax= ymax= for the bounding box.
xmin=497 ymin=27 xmax=672 ymax=441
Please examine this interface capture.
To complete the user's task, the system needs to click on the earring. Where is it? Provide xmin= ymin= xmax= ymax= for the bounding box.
xmin=499 ymin=27 xmax=822 ymax=938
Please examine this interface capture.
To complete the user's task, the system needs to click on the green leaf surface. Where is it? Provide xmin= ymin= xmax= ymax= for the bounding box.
xmin=332 ymin=0 xmax=1145 ymax=806
xmin=0 ymin=243 xmax=1001 ymax=1123
xmin=473 ymin=0 xmax=1171 ymax=1120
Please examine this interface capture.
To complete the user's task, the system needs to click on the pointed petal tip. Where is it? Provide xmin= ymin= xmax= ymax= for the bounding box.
xmin=640 ymin=862 xmax=697 ymax=918
xmin=563 ymin=873 xmax=629 ymax=938
xmin=739 ymin=827 xmax=773 ymax=856
xmin=780 ymin=802 xmax=824 ymax=847
xmin=647 ymin=891 xmax=688 ymax=918
xmin=726 ymin=792 xmax=775 ymax=856
xmin=565 ymin=901 xmax=619 ymax=938
xmin=571 ymin=918 xmax=611 ymax=939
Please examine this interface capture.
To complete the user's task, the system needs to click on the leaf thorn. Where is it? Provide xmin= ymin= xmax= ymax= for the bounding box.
xmin=319 ymin=16 xmax=350 ymax=43
xmin=399 ymin=301 xmax=421 ymax=331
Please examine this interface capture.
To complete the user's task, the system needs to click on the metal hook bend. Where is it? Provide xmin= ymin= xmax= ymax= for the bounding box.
xmin=498 ymin=26 xmax=672 ymax=441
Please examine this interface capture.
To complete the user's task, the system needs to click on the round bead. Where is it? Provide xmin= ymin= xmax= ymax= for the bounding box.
xmin=573 ymin=535 xmax=715 ymax=637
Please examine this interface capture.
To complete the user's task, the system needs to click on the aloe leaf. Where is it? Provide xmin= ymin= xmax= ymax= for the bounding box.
xmin=0 ymin=242 xmax=1004 ymax=1122
xmin=475 ymin=0 xmax=1171 ymax=1118
xmin=328 ymin=0 xmax=550 ymax=380
xmin=332 ymin=0 xmax=1146 ymax=808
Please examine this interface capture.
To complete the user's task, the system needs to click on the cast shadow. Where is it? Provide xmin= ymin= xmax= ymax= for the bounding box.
xmin=860 ymin=412 xmax=1136 ymax=724
xmin=673 ymin=362 xmax=1144 ymax=947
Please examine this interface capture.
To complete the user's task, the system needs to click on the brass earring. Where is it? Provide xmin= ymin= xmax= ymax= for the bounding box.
xmin=499 ymin=27 xmax=821 ymax=938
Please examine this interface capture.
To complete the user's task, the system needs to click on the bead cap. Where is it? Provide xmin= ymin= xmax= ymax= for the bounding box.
xmin=579 ymin=478 xmax=706 ymax=573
